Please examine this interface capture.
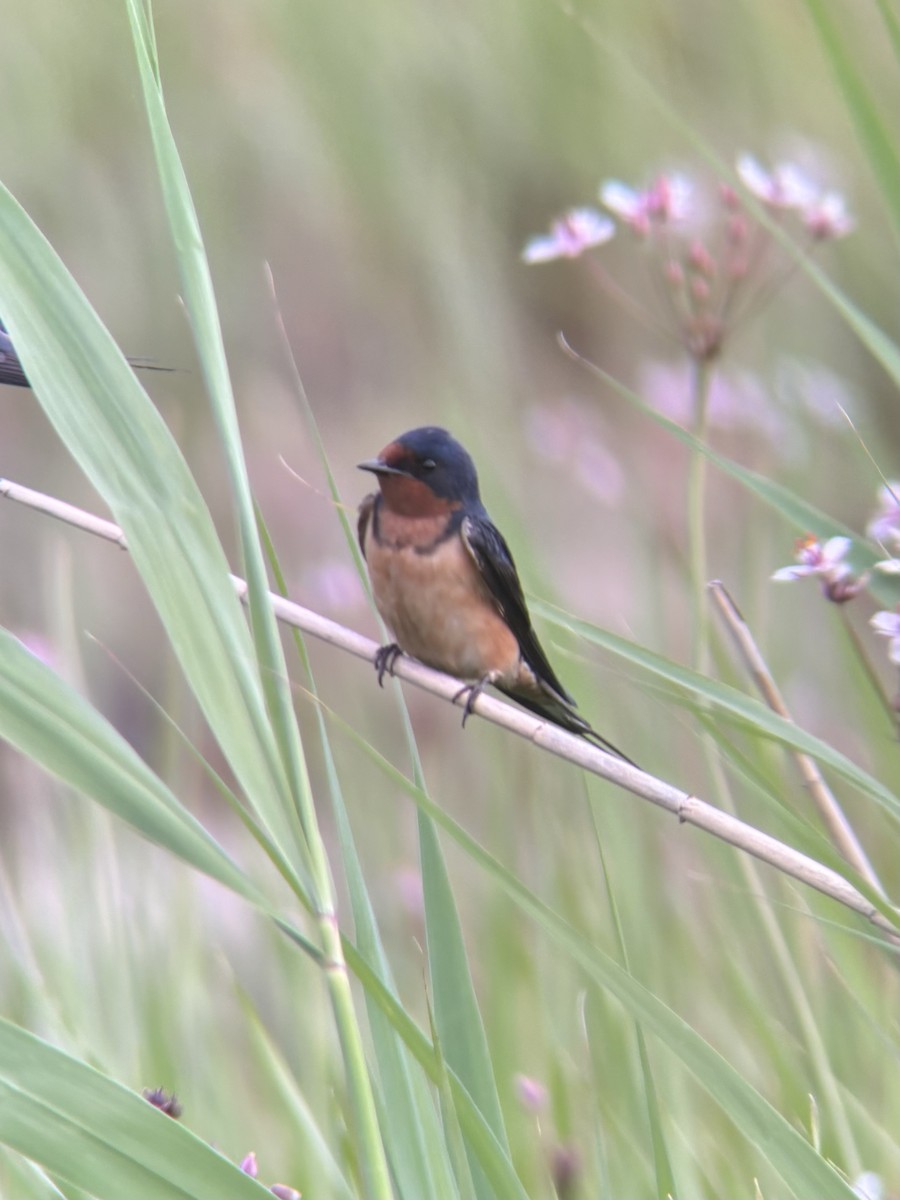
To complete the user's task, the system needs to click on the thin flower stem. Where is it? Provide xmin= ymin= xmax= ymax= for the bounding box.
xmin=1 ymin=476 xmax=897 ymax=941
xmin=584 ymin=257 xmax=676 ymax=345
xmin=710 ymin=581 xmax=887 ymax=897
xmin=687 ymin=358 xmax=713 ymax=673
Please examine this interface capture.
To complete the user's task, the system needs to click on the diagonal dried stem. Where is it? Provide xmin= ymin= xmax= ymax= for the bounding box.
xmin=1 ymin=476 xmax=897 ymax=942
xmin=709 ymin=579 xmax=886 ymax=897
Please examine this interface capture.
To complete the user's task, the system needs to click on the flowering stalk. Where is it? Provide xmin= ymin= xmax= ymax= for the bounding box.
xmin=523 ymin=153 xmax=854 ymax=680
xmin=688 ymin=359 xmax=714 ymax=672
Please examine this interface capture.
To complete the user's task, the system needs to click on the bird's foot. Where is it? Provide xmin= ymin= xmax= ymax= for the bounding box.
xmin=374 ymin=642 xmax=403 ymax=686
xmin=453 ymin=673 xmax=496 ymax=727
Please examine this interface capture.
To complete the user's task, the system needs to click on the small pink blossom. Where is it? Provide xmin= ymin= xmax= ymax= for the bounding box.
xmin=522 ymin=208 xmax=614 ymax=263
xmin=871 ymin=610 xmax=900 ymax=665
xmin=513 ymin=1073 xmax=548 ymax=1114
xmin=736 ymin=154 xmax=818 ymax=209
xmin=803 ymin=191 xmax=855 ymax=240
xmin=240 ymin=1152 xmax=301 ymax=1198
xmin=600 ymin=174 xmax=692 ymax=234
xmin=772 ymin=534 xmax=866 ymax=602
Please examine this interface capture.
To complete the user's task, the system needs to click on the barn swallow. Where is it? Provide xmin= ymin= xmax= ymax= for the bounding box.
xmin=357 ymin=425 xmax=632 ymax=761
xmin=0 ymin=318 xmax=170 ymax=389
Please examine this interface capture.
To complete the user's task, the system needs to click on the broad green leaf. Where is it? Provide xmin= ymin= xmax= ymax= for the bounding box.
xmin=122 ymin=0 xmax=316 ymax=877
xmin=0 ymin=1018 xmax=269 ymax=1200
xmin=0 ymin=187 xmax=309 ymax=881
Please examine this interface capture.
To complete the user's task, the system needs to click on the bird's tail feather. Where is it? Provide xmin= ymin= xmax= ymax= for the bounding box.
xmin=498 ymin=686 xmax=637 ymax=768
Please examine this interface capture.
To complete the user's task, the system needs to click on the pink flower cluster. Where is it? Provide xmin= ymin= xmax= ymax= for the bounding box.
xmin=523 ymin=153 xmax=854 ymax=361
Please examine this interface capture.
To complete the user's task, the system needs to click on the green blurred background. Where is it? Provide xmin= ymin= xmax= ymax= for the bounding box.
xmin=1 ymin=1 xmax=898 ymax=1196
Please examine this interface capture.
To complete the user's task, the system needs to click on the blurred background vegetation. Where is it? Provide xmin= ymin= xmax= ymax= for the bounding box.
xmin=1 ymin=0 xmax=898 ymax=1197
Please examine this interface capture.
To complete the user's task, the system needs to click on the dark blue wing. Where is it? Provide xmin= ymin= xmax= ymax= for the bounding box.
xmin=460 ymin=507 xmax=575 ymax=706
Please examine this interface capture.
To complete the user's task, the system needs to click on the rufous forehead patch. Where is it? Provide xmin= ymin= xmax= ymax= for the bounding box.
xmin=379 ymin=440 xmax=406 ymax=467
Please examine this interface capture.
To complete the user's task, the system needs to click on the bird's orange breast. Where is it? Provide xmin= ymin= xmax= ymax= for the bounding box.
xmin=363 ymin=518 xmax=522 ymax=683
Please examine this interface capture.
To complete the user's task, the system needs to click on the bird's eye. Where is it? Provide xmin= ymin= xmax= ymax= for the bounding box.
xmin=421 ymin=458 xmax=436 ymax=471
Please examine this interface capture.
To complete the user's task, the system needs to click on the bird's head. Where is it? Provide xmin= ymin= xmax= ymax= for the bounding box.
xmin=358 ymin=426 xmax=480 ymax=516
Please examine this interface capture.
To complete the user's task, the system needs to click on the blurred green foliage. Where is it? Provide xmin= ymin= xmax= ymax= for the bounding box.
xmin=1 ymin=1 xmax=898 ymax=1197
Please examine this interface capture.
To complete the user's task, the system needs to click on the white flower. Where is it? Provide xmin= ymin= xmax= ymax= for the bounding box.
xmin=736 ymin=154 xmax=818 ymax=209
xmin=522 ymin=208 xmax=614 ymax=263
xmin=852 ymin=1171 xmax=884 ymax=1200
xmin=870 ymin=611 xmax=900 ymax=664
xmin=772 ymin=535 xmax=866 ymax=602
xmin=771 ymin=535 xmax=852 ymax=581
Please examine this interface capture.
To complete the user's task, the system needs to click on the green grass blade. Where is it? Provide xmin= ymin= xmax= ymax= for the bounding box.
xmin=0 ymin=187 xmax=308 ymax=878
xmin=337 ymin=940 xmax=530 ymax=1200
xmin=119 ymin=13 xmax=391 ymax=1184
xmin=801 ymin=0 xmax=900 ymax=217
xmin=121 ymin=0 xmax=314 ymax=865
xmin=419 ymin=811 xmax=510 ymax=1200
xmin=242 ymin=1003 xmax=357 ymax=1200
xmin=0 ymin=1018 xmax=269 ymax=1200
xmin=587 ymin=801 xmax=677 ymax=1200
xmin=328 ymin=734 xmax=459 ymax=1200
xmin=427 ymin=996 xmax=477 ymax=1200
xmin=260 ymin=514 xmax=457 ymax=1200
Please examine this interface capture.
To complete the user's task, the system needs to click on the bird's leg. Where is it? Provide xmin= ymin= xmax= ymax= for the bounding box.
xmin=453 ymin=672 xmax=499 ymax=727
xmin=374 ymin=642 xmax=403 ymax=686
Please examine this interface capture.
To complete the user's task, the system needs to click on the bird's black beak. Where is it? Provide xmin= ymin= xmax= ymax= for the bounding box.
xmin=357 ymin=457 xmax=408 ymax=477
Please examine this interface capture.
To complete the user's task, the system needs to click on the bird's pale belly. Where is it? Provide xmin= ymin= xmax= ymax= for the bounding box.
xmin=368 ymin=538 xmax=521 ymax=682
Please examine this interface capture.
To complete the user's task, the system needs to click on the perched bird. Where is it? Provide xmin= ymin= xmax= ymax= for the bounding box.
xmin=0 ymin=317 xmax=169 ymax=389
xmin=357 ymin=425 xmax=631 ymax=761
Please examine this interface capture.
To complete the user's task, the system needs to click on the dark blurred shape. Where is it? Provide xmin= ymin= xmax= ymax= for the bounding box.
xmin=550 ymin=1142 xmax=582 ymax=1199
xmin=142 ymin=1085 xmax=183 ymax=1118
xmin=0 ymin=317 xmax=171 ymax=388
